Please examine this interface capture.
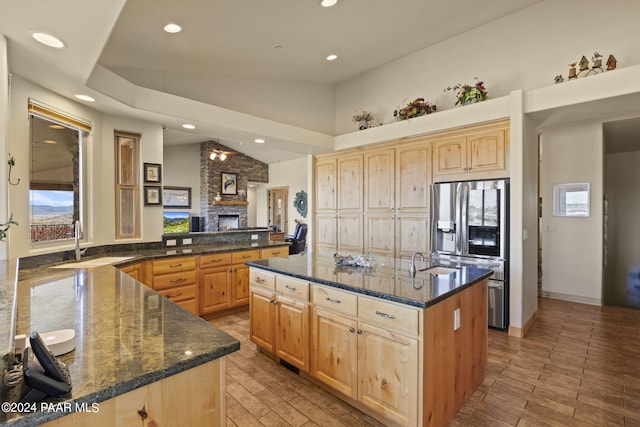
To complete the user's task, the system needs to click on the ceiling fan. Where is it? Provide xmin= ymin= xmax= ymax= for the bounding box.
xmin=209 ymin=149 xmax=238 ymax=161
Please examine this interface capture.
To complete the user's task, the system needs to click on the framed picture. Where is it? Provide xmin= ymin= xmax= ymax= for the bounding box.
xmin=144 ymin=163 xmax=162 ymax=183
xmin=221 ymin=172 xmax=237 ymax=195
xmin=144 ymin=186 xmax=162 ymax=206
xmin=163 ymin=186 xmax=191 ymax=208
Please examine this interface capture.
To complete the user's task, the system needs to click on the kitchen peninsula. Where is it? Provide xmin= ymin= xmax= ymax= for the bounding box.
xmin=0 ymin=263 xmax=239 ymax=427
xmin=246 ymin=254 xmax=492 ymax=426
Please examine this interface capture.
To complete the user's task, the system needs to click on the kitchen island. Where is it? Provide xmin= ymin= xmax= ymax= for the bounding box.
xmin=1 ymin=264 xmax=239 ymax=427
xmin=246 ymin=254 xmax=492 ymax=427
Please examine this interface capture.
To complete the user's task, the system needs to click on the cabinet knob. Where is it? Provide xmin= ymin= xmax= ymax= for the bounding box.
xmin=349 ymin=327 xmax=355 ymax=333
xmin=357 ymin=329 xmax=363 ymax=334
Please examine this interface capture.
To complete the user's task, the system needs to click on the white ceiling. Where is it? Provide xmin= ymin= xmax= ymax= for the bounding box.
xmin=3 ymin=0 xmax=639 ymax=162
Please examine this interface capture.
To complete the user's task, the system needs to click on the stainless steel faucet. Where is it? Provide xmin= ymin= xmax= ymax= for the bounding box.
xmin=74 ymin=220 xmax=86 ymax=261
xmin=409 ymin=252 xmax=425 ymax=275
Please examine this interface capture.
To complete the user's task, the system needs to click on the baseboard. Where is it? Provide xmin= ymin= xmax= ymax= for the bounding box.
xmin=540 ymin=291 xmax=602 ymax=306
xmin=508 ymin=308 xmax=538 ymax=338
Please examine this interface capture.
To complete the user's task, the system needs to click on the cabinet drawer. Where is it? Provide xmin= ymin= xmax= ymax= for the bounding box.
xmin=260 ymin=247 xmax=289 ymax=259
xmin=152 ymin=257 xmax=197 ymax=274
xmin=175 ymin=298 xmax=198 ymax=316
xmin=358 ymin=296 xmax=420 ymax=336
xmin=232 ymin=250 xmax=261 ymax=264
xmin=158 ymin=284 xmax=197 ymax=302
xmin=276 ymin=275 xmax=309 ymax=301
xmin=153 ymin=270 xmax=197 ymax=291
xmin=200 ymin=253 xmax=232 ymax=268
xmin=312 ymin=285 xmax=357 ymax=317
xmin=250 ymin=269 xmax=276 ymax=290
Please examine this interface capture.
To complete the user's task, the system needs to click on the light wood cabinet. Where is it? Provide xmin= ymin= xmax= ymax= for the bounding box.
xmin=249 ymin=272 xmax=311 ymax=372
xmin=364 ymin=148 xmax=394 ymax=212
xmin=338 ymin=154 xmax=363 ymax=212
xmin=260 ymin=246 xmax=289 ymax=258
xmin=364 ymin=214 xmax=395 ymax=257
xmin=43 ymin=359 xmax=226 ymax=427
xmin=396 ymin=143 xmax=431 ymax=212
xmin=310 ymin=285 xmax=420 ymax=426
xmin=119 ymin=262 xmax=144 ymax=283
xmin=315 ymin=157 xmax=337 ymax=212
xmin=337 ymin=214 xmax=363 ymax=255
xmin=395 ymin=214 xmax=430 ymax=259
xmin=432 ymin=124 xmax=509 ymax=182
xmin=151 ymin=257 xmax=198 ymax=315
xmin=315 ymin=214 xmax=337 ymax=256
xmin=200 ymin=265 xmax=232 ymax=314
xmin=231 ymin=250 xmax=260 ymax=307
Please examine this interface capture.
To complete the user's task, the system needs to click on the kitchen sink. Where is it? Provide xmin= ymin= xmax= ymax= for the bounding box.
xmin=419 ymin=266 xmax=460 ymax=275
xmin=50 ymin=256 xmax=135 ymax=269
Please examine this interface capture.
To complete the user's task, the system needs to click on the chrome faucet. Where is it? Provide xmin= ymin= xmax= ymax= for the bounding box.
xmin=74 ymin=220 xmax=86 ymax=261
xmin=409 ymin=252 xmax=425 ymax=275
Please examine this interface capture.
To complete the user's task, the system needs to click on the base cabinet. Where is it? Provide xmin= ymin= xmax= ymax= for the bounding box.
xmin=311 ymin=306 xmax=418 ymax=426
xmin=43 ymin=359 xmax=226 ymax=427
xmin=249 ymin=272 xmax=311 ymax=372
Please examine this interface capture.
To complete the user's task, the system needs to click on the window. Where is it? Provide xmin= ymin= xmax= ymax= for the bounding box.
xmin=553 ymin=182 xmax=590 ymax=217
xmin=29 ymin=101 xmax=90 ymax=243
xmin=115 ymin=131 xmax=141 ymax=239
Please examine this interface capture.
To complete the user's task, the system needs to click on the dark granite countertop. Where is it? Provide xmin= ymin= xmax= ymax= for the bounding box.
xmin=246 ymin=254 xmax=493 ymax=309
xmin=1 ymin=266 xmax=240 ymax=426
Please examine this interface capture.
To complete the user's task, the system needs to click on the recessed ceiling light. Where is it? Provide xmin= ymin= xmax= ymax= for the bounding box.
xmin=326 ymin=54 xmax=338 ymax=61
xmin=254 ymin=138 xmax=266 ymax=144
xmin=321 ymin=0 xmax=338 ymax=7
xmin=31 ymin=32 xmax=65 ymax=49
xmin=42 ymin=140 xmax=57 ymax=144
xmin=75 ymin=94 xmax=95 ymax=102
xmin=182 ymin=124 xmax=196 ymax=130
xmin=164 ymin=23 xmax=182 ymax=33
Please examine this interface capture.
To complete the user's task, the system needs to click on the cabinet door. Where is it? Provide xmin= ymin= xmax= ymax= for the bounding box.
xmin=467 ymin=129 xmax=507 ymax=176
xmin=395 ymin=214 xmax=430 ymax=259
xmin=315 ymin=157 xmax=337 ymax=212
xmin=358 ymin=322 xmax=418 ymax=426
xmin=364 ymin=149 xmax=394 ymax=212
xmin=311 ymin=307 xmax=358 ymax=400
xmin=249 ymin=288 xmax=276 ymax=352
xmin=199 ymin=266 xmax=231 ymax=314
xmin=338 ymin=154 xmax=363 ymax=212
xmin=275 ymin=296 xmax=310 ymax=372
xmin=432 ymin=137 xmax=467 ymax=178
xmin=337 ymin=214 xmax=363 ymax=254
xmin=315 ymin=214 xmax=337 ymax=255
xmin=120 ymin=263 xmax=142 ymax=282
xmin=396 ymin=143 xmax=431 ymax=212
xmin=364 ymin=214 xmax=395 ymax=257
xmin=231 ymin=264 xmax=250 ymax=306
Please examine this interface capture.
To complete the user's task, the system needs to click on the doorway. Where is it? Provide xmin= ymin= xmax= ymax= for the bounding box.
xmin=268 ymin=187 xmax=288 ymax=233
xmin=603 ymin=117 xmax=640 ymax=308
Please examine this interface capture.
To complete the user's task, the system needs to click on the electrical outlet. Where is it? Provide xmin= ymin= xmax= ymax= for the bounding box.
xmin=453 ymin=308 xmax=461 ymax=331
xmin=166 ymin=239 xmax=177 ymax=246
xmin=183 ymin=238 xmax=192 ymax=245
xmin=251 ymin=234 xmax=259 ymax=240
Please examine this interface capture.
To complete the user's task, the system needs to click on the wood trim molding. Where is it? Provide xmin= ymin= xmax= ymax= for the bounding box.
xmin=508 ymin=308 xmax=538 ymax=338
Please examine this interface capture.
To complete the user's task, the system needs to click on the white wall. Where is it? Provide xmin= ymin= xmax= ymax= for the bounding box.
xmin=163 ymin=143 xmax=201 ymax=215
xmin=7 ymin=76 xmax=164 ymax=258
xmin=0 ymin=35 xmax=9 ymax=259
xmin=540 ymin=121 xmax=603 ymax=304
xmin=335 ymin=0 xmax=640 ymax=135
xmin=268 ymin=157 xmax=311 ymax=237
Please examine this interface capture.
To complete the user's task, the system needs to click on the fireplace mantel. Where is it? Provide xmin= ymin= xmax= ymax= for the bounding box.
xmin=211 ymin=201 xmax=249 ymax=206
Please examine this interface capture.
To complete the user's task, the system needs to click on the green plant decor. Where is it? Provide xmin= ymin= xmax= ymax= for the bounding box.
xmin=445 ymin=78 xmax=488 ymax=106
xmin=394 ymin=98 xmax=437 ymax=120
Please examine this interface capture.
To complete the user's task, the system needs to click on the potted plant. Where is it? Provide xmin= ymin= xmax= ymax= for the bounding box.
xmin=445 ymin=78 xmax=488 ymax=106
xmin=0 ymin=213 xmax=18 ymax=242
xmin=352 ymin=111 xmax=375 ymax=130
xmin=393 ymin=98 xmax=437 ymax=121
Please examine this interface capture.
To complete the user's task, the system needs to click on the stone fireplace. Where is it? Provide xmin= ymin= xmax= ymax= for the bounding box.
xmin=218 ymin=214 xmax=239 ymax=230
xmin=200 ymin=141 xmax=268 ymax=231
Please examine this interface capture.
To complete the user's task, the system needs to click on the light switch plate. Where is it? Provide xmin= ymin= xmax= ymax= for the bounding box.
xmin=453 ymin=308 xmax=461 ymax=330
xmin=251 ymin=234 xmax=259 ymax=240
xmin=166 ymin=239 xmax=177 ymax=246
xmin=183 ymin=238 xmax=192 ymax=245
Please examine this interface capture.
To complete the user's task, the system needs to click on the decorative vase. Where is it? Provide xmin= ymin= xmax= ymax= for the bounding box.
xmin=461 ymin=98 xmax=479 ymax=106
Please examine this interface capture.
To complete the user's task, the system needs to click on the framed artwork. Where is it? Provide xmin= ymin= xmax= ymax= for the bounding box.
xmin=221 ymin=172 xmax=237 ymax=195
xmin=144 ymin=163 xmax=162 ymax=183
xmin=144 ymin=186 xmax=162 ymax=206
xmin=163 ymin=186 xmax=191 ymax=208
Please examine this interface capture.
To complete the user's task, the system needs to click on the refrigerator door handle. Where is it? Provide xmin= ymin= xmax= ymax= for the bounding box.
xmin=455 ymin=182 xmax=462 ymax=255
xmin=460 ymin=182 xmax=469 ymax=256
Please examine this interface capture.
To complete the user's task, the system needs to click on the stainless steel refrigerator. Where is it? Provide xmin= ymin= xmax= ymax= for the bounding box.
xmin=430 ymin=179 xmax=509 ymax=329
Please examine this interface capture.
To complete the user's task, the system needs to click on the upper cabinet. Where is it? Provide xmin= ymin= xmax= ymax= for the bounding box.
xmin=338 ymin=154 xmax=364 ymax=212
xmin=395 ymin=143 xmax=431 ymax=212
xmin=315 ymin=158 xmax=337 ymax=212
xmin=364 ymin=148 xmax=395 ymax=212
xmin=432 ymin=120 xmax=509 ymax=182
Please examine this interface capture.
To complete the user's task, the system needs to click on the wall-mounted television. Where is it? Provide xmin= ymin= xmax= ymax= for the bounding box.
xmin=163 ymin=211 xmax=190 ymax=234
